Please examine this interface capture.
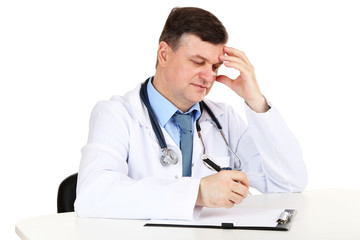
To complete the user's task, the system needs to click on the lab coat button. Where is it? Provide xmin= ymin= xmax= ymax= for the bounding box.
xmin=175 ymin=175 xmax=179 ymax=179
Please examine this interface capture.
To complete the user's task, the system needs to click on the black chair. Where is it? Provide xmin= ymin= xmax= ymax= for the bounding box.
xmin=57 ymin=173 xmax=78 ymax=213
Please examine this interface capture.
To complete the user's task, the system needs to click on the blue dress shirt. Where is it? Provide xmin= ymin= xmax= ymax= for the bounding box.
xmin=147 ymin=77 xmax=201 ymax=147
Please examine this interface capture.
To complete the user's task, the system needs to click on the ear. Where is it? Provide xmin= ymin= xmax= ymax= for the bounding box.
xmin=157 ymin=41 xmax=170 ymax=67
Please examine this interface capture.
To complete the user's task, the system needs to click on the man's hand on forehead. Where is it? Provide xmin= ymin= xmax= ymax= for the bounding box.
xmin=216 ymin=46 xmax=269 ymax=113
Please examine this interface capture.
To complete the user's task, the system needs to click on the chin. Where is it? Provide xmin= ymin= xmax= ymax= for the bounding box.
xmin=191 ymin=95 xmax=206 ymax=104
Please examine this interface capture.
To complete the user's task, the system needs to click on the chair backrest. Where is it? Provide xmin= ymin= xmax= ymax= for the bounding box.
xmin=57 ymin=173 xmax=78 ymax=213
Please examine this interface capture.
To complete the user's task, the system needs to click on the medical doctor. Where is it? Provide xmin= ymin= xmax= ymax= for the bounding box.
xmin=75 ymin=7 xmax=307 ymax=220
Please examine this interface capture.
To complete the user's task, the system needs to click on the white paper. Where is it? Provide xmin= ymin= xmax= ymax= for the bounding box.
xmin=147 ymin=208 xmax=285 ymax=228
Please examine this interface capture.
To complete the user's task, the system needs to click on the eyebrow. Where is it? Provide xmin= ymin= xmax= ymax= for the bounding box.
xmin=191 ymin=54 xmax=223 ymax=66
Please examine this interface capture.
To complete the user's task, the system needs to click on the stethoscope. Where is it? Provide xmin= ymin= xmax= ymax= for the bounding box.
xmin=140 ymin=78 xmax=242 ymax=171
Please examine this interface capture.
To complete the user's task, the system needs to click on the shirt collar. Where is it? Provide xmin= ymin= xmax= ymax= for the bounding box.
xmin=147 ymin=77 xmax=201 ymax=127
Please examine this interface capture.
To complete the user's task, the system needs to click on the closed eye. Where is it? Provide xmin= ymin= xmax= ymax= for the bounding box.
xmin=192 ymin=60 xmax=205 ymax=66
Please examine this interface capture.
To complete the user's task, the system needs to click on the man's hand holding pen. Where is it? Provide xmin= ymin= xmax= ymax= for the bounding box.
xmin=196 ymin=170 xmax=249 ymax=208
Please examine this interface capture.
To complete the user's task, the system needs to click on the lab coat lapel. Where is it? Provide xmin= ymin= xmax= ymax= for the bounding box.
xmin=126 ymin=84 xmax=157 ymax=141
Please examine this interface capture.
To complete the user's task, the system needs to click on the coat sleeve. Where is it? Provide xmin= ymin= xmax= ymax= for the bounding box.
xmin=233 ymin=101 xmax=308 ymax=193
xmin=74 ymin=100 xmax=202 ymax=220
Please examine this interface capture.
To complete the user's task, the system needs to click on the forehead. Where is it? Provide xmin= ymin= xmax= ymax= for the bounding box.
xmin=177 ymin=34 xmax=225 ymax=62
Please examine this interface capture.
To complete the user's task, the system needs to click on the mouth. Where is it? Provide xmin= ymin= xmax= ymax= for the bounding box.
xmin=191 ymin=83 xmax=208 ymax=91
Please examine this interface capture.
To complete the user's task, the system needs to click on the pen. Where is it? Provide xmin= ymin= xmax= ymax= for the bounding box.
xmin=201 ymin=154 xmax=252 ymax=196
xmin=201 ymin=154 xmax=222 ymax=172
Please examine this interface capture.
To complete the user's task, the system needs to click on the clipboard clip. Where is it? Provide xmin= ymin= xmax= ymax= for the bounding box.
xmin=277 ymin=211 xmax=293 ymax=225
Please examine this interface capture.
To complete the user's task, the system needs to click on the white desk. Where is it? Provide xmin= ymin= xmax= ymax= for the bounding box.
xmin=15 ymin=189 xmax=360 ymax=240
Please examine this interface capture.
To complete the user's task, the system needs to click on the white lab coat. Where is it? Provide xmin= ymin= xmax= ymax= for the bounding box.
xmin=75 ymin=84 xmax=307 ymax=220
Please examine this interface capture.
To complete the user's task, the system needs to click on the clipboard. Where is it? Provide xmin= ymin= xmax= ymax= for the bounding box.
xmin=144 ymin=208 xmax=296 ymax=231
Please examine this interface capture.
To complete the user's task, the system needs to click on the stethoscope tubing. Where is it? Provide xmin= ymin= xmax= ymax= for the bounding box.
xmin=140 ymin=78 xmax=242 ymax=170
xmin=140 ymin=79 xmax=168 ymax=150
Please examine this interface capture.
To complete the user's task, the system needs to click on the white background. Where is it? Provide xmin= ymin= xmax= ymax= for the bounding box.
xmin=1 ymin=0 xmax=360 ymax=239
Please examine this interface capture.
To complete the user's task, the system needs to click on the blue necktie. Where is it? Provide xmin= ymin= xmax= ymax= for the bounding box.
xmin=174 ymin=113 xmax=193 ymax=177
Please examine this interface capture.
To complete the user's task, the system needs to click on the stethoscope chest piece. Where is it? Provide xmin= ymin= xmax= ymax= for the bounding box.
xmin=160 ymin=148 xmax=178 ymax=166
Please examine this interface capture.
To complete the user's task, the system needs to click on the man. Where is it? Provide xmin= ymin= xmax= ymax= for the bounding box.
xmin=75 ymin=7 xmax=307 ymax=220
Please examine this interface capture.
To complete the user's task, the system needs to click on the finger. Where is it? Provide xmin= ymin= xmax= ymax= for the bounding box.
xmin=221 ymin=55 xmax=253 ymax=74
xmin=216 ymin=74 xmax=234 ymax=84
xmin=224 ymin=60 xmax=251 ymax=76
xmin=216 ymin=75 xmax=239 ymax=90
xmin=224 ymin=46 xmax=251 ymax=64
xmin=224 ymin=200 xmax=235 ymax=208
xmin=230 ymin=181 xmax=249 ymax=198
xmin=224 ymin=46 xmax=248 ymax=61
xmin=220 ymin=55 xmax=249 ymax=67
xmin=229 ymin=191 xmax=246 ymax=204
xmin=232 ymin=171 xmax=250 ymax=188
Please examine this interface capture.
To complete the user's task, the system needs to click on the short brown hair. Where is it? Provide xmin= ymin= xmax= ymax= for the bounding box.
xmin=159 ymin=7 xmax=228 ymax=50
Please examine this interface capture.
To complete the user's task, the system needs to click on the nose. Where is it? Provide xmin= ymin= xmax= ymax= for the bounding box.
xmin=199 ymin=65 xmax=216 ymax=83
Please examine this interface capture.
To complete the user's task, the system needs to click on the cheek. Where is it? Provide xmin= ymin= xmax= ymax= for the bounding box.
xmin=179 ymin=67 xmax=199 ymax=82
xmin=165 ymin=62 xmax=183 ymax=81
xmin=171 ymin=61 xmax=190 ymax=77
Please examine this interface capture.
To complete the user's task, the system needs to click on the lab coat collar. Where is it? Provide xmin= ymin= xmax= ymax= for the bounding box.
xmin=199 ymin=99 xmax=224 ymax=123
